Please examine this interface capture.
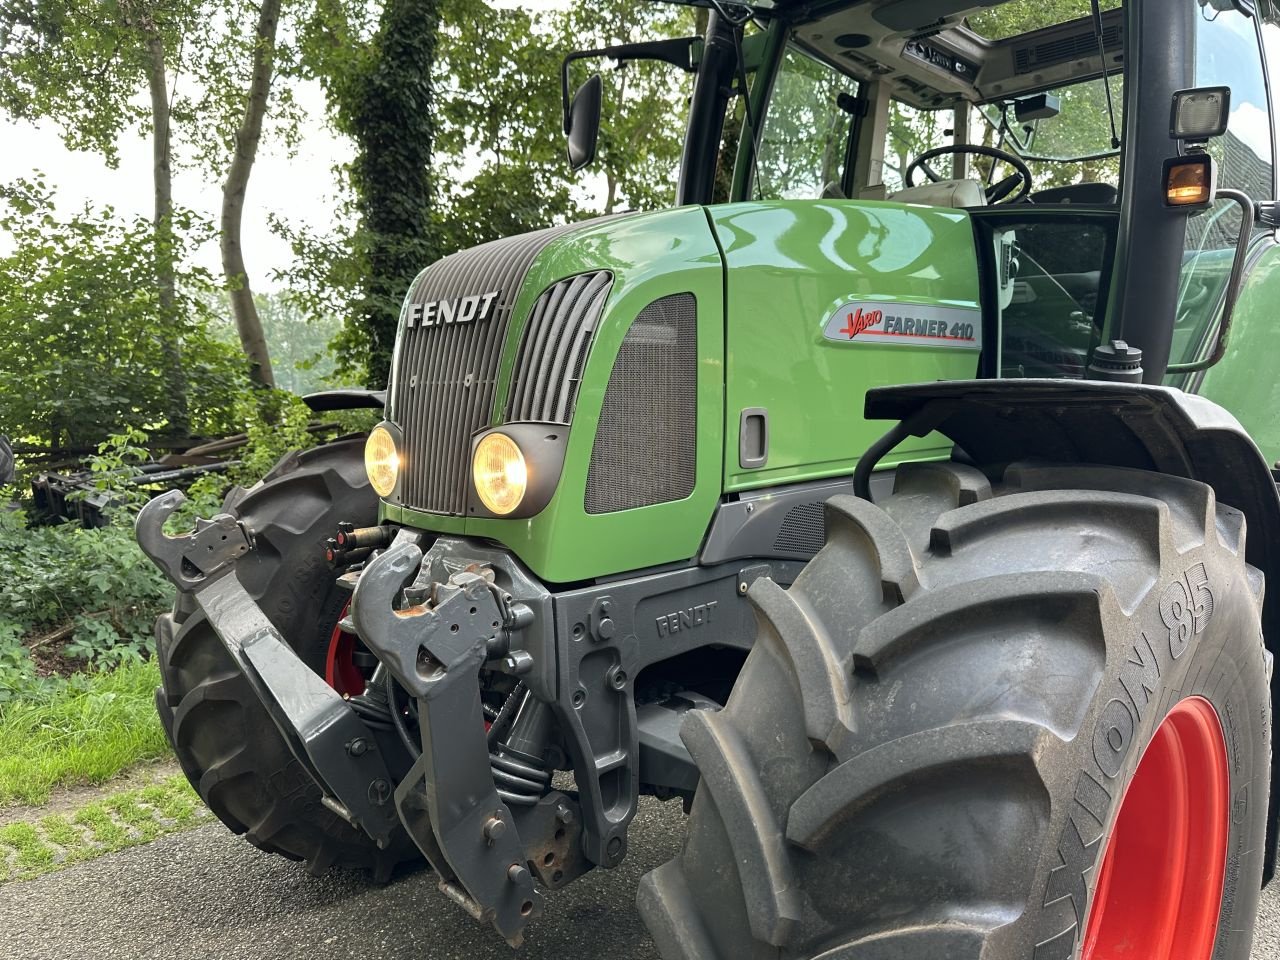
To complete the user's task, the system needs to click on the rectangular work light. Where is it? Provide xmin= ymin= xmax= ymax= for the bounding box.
xmin=1170 ymin=87 xmax=1231 ymax=141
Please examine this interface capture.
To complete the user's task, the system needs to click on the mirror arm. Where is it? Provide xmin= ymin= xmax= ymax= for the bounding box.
xmin=1166 ymin=188 xmax=1256 ymax=374
xmin=561 ymin=37 xmax=699 ymax=133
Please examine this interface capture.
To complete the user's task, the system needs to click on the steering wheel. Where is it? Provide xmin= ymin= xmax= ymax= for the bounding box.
xmin=905 ymin=144 xmax=1034 ymax=204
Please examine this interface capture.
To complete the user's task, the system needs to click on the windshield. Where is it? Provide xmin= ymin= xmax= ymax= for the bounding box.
xmin=974 ymin=75 xmax=1124 ymax=188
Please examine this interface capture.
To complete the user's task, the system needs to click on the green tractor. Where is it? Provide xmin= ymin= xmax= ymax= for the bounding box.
xmin=136 ymin=0 xmax=1280 ymax=957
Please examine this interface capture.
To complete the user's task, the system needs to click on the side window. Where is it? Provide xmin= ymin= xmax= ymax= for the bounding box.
xmin=1168 ymin=4 xmax=1276 ymax=372
xmin=753 ymin=47 xmax=857 ymax=200
xmin=883 ymin=102 xmax=953 ymax=192
xmin=1193 ymin=4 xmax=1274 ymax=201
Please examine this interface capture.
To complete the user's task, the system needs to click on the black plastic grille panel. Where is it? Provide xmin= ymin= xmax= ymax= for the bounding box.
xmin=389 ymin=224 xmax=577 ymax=514
xmin=506 ymin=272 xmax=613 ymax=424
xmin=773 ymin=501 xmax=827 ymax=556
xmin=584 ymin=294 xmax=697 ymax=515
xmin=1013 ymin=24 xmax=1121 ymax=74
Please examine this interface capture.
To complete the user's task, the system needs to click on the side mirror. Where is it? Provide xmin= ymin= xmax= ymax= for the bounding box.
xmin=566 ymin=74 xmax=602 ymax=172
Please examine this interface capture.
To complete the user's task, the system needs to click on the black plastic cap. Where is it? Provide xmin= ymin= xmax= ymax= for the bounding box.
xmin=1088 ymin=340 xmax=1145 ymax=384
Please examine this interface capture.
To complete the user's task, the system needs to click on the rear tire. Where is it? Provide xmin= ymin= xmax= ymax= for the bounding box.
xmin=154 ymin=438 xmax=420 ymax=878
xmin=639 ymin=461 xmax=1271 ymax=959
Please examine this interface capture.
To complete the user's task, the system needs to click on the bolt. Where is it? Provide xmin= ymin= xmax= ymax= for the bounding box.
xmin=367 ymin=779 xmax=391 ymax=806
xmin=596 ymin=617 xmax=616 ymax=641
xmin=555 ymin=806 xmax=575 ymax=826
xmin=507 ymin=863 xmax=530 ymax=885
xmin=347 ymin=738 xmax=369 ymax=757
xmin=483 ymin=816 xmax=507 ymax=843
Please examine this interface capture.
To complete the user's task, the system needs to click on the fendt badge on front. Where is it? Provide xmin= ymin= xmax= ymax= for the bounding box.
xmin=406 ymin=290 xmax=500 ymax=329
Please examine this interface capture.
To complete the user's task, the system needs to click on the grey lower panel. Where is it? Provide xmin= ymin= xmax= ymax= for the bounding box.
xmin=699 ymin=471 xmax=897 ymax=566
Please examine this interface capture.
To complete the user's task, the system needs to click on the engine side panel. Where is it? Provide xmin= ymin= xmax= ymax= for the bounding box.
xmin=711 ymin=200 xmax=985 ymax=492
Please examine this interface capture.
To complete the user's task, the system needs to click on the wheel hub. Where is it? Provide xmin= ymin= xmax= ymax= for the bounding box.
xmin=1081 ymin=695 xmax=1230 ymax=960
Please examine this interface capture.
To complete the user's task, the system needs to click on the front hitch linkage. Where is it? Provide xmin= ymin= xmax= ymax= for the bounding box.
xmin=352 ymin=538 xmax=542 ymax=945
xmin=134 ymin=491 xmax=402 ymax=849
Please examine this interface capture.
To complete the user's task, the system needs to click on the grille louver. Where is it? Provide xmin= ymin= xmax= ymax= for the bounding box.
xmin=1013 ymin=24 xmax=1122 ymax=75
xmin=389 ymin=223 xmax=579 ymax=515
xmin=584 ymin=294 xmax=698 ymax=515
xmin=506 ymin=271 xmax=613 ymax=424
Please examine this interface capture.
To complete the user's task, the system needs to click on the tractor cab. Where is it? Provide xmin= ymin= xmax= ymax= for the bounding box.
xmin=570 ymin=0 xmax=1280 ymax=457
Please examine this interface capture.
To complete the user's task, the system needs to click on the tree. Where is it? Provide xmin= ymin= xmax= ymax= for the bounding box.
xmin=0 ymin=0 xmax=198 ymax=433
xmin=218 ymin=0 xmax=285 ymax=389
xmin=302 ymin=0 xmax=441 ymax=387
xmin=0 ymin=180 xmax=245 ymax=451
xmin=0 ymin=0 xmax=304 ymax=400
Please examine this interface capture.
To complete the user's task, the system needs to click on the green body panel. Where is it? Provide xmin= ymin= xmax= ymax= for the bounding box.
xmin=385 ymin=201 xmax=985 ymax=582
xmin=387 ymin=206 xmax=727 ymax=584
xmin=711 ymin=200 xmax=983 ymax=490
xmin=1191 ymin=240 xmax=1280 ymax=466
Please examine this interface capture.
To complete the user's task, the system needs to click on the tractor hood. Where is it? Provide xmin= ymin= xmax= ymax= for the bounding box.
xmin=381 ymin=205 xmax=727 ymax=583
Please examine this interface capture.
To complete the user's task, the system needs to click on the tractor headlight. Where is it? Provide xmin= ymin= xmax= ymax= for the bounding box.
xmin=472 ymin=432 xmax=527 ymax=516
xmin=365 ymin=423 xmax=401 ymax=497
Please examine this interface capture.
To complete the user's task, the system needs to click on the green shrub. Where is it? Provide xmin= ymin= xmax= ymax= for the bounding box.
xmin=0 ymin=510 xmax=170 ymax=699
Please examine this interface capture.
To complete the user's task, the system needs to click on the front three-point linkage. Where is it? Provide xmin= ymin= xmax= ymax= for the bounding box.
xmin=351 ymin=539 xmax=541 ymax=946
xmin=134 ymin=491 xmax=402 ymax=849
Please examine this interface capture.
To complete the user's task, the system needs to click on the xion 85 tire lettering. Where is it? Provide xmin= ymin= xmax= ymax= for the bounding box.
xmin=640 ymin=461 xmax=1271 ymax=960
xmin=153 ymin=439 xmax=419 ymax=878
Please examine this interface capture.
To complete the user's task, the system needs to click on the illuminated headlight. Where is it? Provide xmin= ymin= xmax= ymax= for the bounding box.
xmin=472 ymin=432 xmax=528 ymax=515
xmin=364 ymin=423 xmax=401 ymax=497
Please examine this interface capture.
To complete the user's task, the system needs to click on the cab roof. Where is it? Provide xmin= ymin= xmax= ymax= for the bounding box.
xmin=667 ymin=0 xmax=1124 ymax=108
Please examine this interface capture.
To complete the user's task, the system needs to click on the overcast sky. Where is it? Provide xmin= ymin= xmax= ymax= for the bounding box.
xmin=0 ymin=0 xmax=576 ymax=292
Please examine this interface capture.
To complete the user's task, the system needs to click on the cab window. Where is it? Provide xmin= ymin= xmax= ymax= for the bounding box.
xmin=753 ymin=46 xmax=858 ymax=200
xmin=1168 ymin=2 xmax=1276 ymax=372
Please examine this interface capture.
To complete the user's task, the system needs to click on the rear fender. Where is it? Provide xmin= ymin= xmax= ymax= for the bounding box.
xmin=863 ymin=379 xmax=1280 ymax=885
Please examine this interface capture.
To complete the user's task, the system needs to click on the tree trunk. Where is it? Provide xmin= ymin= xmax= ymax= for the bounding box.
xmin=221 ymin=0 xmax=281 ymax=389
xmin=136 ymin=12 xmax=189 ymax=437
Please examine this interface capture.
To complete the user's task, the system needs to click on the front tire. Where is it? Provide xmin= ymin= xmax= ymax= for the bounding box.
xmin=154 ymin=438 xmax=419 ymax=878
xmin=639 ymin=462 xmax=1271 ymax=959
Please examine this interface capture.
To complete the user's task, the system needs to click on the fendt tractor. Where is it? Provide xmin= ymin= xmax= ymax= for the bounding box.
xmin=135 ymin=1 xmax=1280 ymax=957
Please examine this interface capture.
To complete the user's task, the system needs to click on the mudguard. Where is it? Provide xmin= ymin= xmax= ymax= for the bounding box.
xmin=863 ymin=379 xmax=1280 ymax=885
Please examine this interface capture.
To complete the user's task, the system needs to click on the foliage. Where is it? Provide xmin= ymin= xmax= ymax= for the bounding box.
xmin=0 ymin=0 xmax=191 ymax=165
xmin=208 ymin=293 xmax=342 ymax=395
xmin=301 ymin=0 xmax=442 ymax=386
xmin=0 ymin=660 xmax=172 ymax=805
xmin=0 ymin=509 xmax=170 ymax=698
xmin=285 ymin=0 xmax=698 ymax=381
xmin=0 ymin=181 xmax=248 ymax=451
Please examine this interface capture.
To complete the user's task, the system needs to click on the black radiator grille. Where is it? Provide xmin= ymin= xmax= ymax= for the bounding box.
xmin=584 ymin=294 xmax=698 ymax=515
xmin=389 ymin=224 xmax=577 ymax=515
xmin=506 ymin=271 xmax=613 ymax=424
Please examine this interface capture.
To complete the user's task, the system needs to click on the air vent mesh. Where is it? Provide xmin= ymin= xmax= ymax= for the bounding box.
xmin=584 ymin=294 xmax=697 ymax=515
xmin=773 ymin=502 xmax=827 ymax=556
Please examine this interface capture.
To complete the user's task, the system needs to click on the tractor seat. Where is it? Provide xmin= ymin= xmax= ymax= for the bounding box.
xmin=888 ymin=179 xmax=987 ymax=209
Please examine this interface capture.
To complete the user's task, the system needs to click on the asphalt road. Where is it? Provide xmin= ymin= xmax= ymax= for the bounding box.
xmin=2 ymin=797 xmax=1278 ymax=959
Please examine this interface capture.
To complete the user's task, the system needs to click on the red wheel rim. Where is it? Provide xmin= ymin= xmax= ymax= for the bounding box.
xmin=325 ymin=599 xmax=365 ymax=698
xmin=1081 ymin=695 xmax=1229 ymax=960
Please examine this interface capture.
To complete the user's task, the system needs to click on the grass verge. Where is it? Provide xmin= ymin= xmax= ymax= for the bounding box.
xmin=0 ymin=659 xmax=169 ymax=805
xmin=0 ymin=774 xmax=210 ymax=883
